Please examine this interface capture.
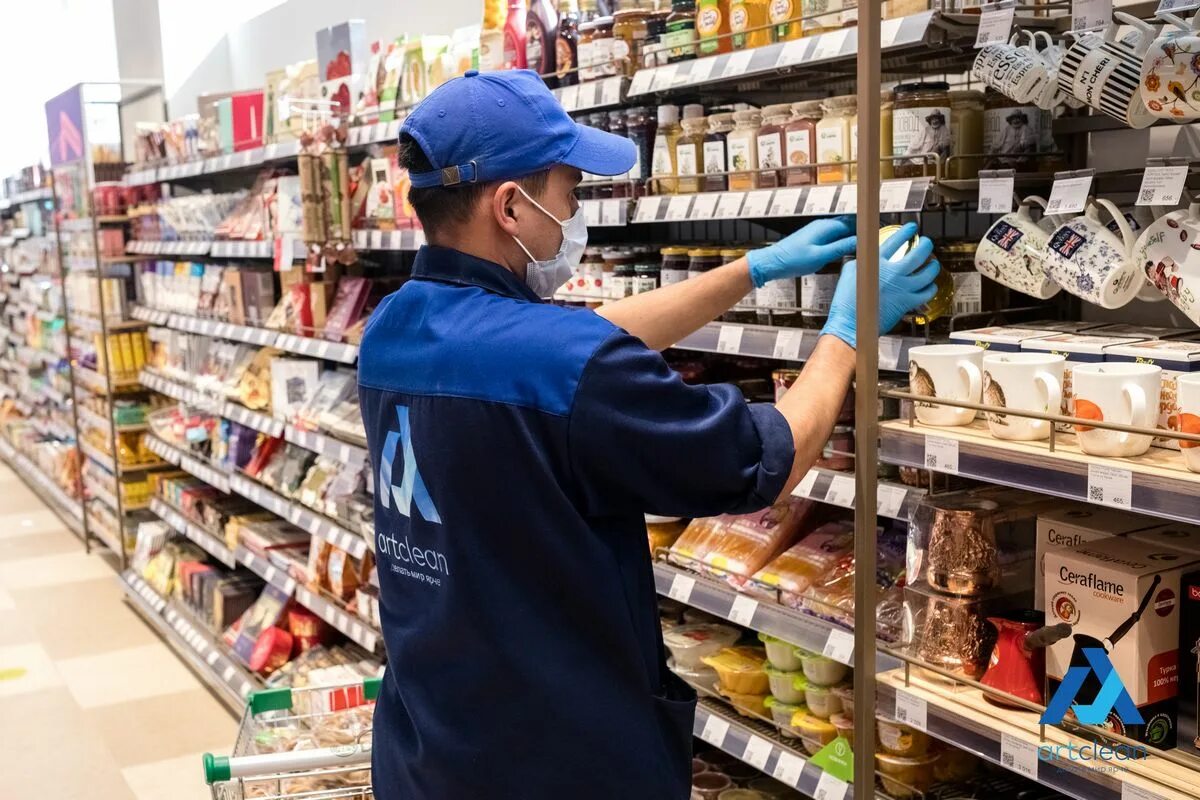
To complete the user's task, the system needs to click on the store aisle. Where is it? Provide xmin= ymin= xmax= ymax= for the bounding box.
xmin=0 ymin=463 xmax=237 ymax=800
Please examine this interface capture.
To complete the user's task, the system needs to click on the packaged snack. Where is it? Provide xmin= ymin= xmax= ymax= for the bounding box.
xmin=716 ymin=684 xmax=770 ymax=719
xmin=758 ymin=632 xmax=804 ymax=671
xmin=764 ymin=665 xmax=806 ymax=704
xmin=327 ymin=548 xmax=360 ymax=600
xmin=748 ymin=521 xmax=853 ymax=604
xmin=662 ymin=623 xmax=739 ymax=669
xmin=704 ymin=497 xmax=816 ymax=582
xmin=701 ymin=646 xmax=769 ymax=694
xmin=668 ymin=514 xmax=731 ymax=569
xmin=307 ymin=538 xmax=332 ymax=589
xmin=763 ymin=696 xmax=806 ymax=738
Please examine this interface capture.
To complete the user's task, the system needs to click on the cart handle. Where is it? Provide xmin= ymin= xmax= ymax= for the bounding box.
xmin=246 ymin=676 xmax=383 ymax=715
xmin=203 ymin=743 xmax=372 ymax=785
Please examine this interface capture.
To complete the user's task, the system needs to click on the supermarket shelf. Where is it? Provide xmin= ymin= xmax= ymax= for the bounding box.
xmin=294 ymin=585 xmax=381 ymax=653
xmin=348 ymin=228 xmax=427 ymax=252
xmin=79 ymin=439 xmax=162 ymax=474
xmin=125 ymin=239 xmax=211 ymax=256
xmin=96 ymin=215 xmax=129 ymax=225
xmin=880 ymin=419 xmax=1200 ymax=529
xmin=58 ymin=218 xmax=95 ymax=233
xmin=345 ymin=119 xmax=404 ymax=148
xmin=149 ymin=497 xmax=237 ymax=569
xmin=553 ymin=75 xmax=626 ymax=113
xmin=790 ymin=466 xmax=924 ymax=521
xmin=75 ymin=405 xmax=111 ymax=435
xmin=139 ymin=368 xmax=225 ymax=413
xmin=207 ymin=238 xmax=308 ymax=260
xmin=632 ymin=179 xmax=930 ymax=223
xmin=85 ymin=473 xmax=149 ymax=514
xmin=671 ymin=321 xmax=920 ymax=371
xmin=283 ymin=425 xmax=369 ymax=465
xmin=0 ymin=436 xmax=84 ymax=532
xmin=73 ymin=366 xmax=142 ymax=396
xmin=228 ymin=473 xmax=369 ymax=560
xmin=71 ymin=313 xmax=147 ymax=335
xmin=88 ymin=510 xmax=124 ymax=554
xmin=143 ymin=434 xmax=232 ymax=493
xmin=222 ymin=401 xmax=284 ymax=438
xmin=2 ymin=186 xmax=52 ymax=205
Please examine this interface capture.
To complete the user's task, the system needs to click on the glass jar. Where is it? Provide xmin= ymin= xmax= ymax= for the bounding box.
xmin=941 ymin=240 xmax=1007 ymax=320
xmin=557 ymin=0 xmax=581 ymax=86
xmin=677 ymin=116 xmax=708 ymax=194
xmin=606 ymin=110 xmax=629 ymax=198
xmin=803 ymin=0 xmax=844 ymax=33
xmin=801 ymin=262 xmax=839 ymax=329
xmin=756 ymin=103 xmax=792 ymax=189
xmin=606 ymin=249 xmax=638 ymax=300
xmin=687 ymin=247 xmax=723 ymax=280
xmin=720 ymin=248 xmax=756 ymax=322
xmin=612 ymin=10 xmax=651 ymax=77
xmin=884 ymin=226 xmax=953 ymax=332
xmin=730 ymin=0 xmax=770 ymax=50
xmin=696 ymin=0 xmax=731 ymax=56
xmin=577 ymin=19 xmax=600 ymax=81
xmin=703 ymin=112 xmax=734 ymax=191
xmin=727 ymin=109 xmax=762 ymax=190
xmin=651 ymin=104 xmax=682 ymax=194
xmin=949 ymin=90 xmax=984 ymax=180
xmin=582 ymin=247 xmax=606 ymax=308
xmin=817 ymin=95 xmax=855 ymax=184
xmin=756 ymin=256 xmax=802 ymax=328
xmin=588 ymin=247 xmax=611 ymax=303
xmin=893 ymin=81 xmax=951 ymax=179
xmin=634 ymin=262 xmax=661 ymax=293
xmin=588 ymin=112 xmax=614 ymax=199
xmin=642 ymin=11 xmax=671 ymax=68
xmin=770 ymin=0 xmax=802 ymax=40
xmin=590 ymin=16 xmax=617 ymax=78
xmin=660 ymin=246 xmax=691 ymax=286
xmin=665 ymin=0 xmax=698 ymax=61
xmin=626 ymin=106 xmax=656 ymax=197
xmin=785 ymin=100 xmax=821 ymax=186
xmin=982 ymin=88 xmax=1043 ymax=173
xmin=880 ymin=91 xmax=895 ymax=179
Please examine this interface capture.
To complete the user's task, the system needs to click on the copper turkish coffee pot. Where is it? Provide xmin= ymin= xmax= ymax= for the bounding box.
xmin=924 ymin=498 xmax=1000 ymax=596
xmin=980 ymin=610 xmax=1071 ymax=707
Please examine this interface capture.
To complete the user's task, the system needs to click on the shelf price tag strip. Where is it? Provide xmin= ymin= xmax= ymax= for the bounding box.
xmin=1046 ymin=171 xmax=1094 ymax=215
xmin=975 ymin=0 xmax=1016 ymax=47
xmin=894 ymin=688 xmax=928 ymax=731
xmin=924 ymin=435 xmax=960 ymax=474
xmin=773 ymin=751 xmax=806 ymax=787
xmin=977 ymin=169 xmax=1015 ymax=214
xmin=699 ymin=713 xmax=730 ymax=747
xmin=1000 ymin=732 xmax=1039 ymax=780
xmin=1087 ymin=463 xmax=1133 ymax=509
xmin=1137 ymin=162 xmax=1189 ymax=207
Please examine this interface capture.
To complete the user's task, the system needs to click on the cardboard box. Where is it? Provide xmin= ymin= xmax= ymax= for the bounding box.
xmin=231 ymin=90 xmax=265 ymax=151
xmin=1128 ymin=523 xmax=1200 ymax=555
xmin=220 ymin=269 xmax=246 ymax=325
xmin=1036 ymin=505 xmax=1160 ymax=609
xmin=1091 ymin=323 xmax=1196 ymax=340
xmin=1022 ymin=319 xmax=1111 ymax=334
xmin=241 ymin=271 xmax=277 ymax=327
xmin=948 ymin=326 xmax=1057 ymax=353
xmin=316 ymin=20 xmax=369 ymax=117
xmin=1179 ymin=573 xmax=1200 ymax=756
xmin=1021 ymin=333 xmax=1149 ymax=364
xmin=1045 ymin=537 xmax=1200 ymax=748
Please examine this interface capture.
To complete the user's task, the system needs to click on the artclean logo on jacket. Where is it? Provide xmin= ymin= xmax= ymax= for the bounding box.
xmin=1040 ymin=647 xmax=1143 ymax=726
xmin=378 ymin=405 xmax=442 ymax=524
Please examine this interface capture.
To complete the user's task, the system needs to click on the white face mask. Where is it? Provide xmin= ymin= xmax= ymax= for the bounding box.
xmin=511 ymin=186 xmax=588 ymax=299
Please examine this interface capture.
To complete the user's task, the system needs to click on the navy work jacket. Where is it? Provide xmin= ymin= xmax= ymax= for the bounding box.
xmin=359 ymin=245 xmax=795 ymax=799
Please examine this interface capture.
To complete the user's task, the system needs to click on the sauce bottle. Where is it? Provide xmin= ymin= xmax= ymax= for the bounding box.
xmin=703 ymin=111 xmax=734 ymax=192
xmin=676 ymin=113 xmax=708 ymax=194
xmin=576 ymin=0 xmax=600 ymax=80
xmin=817 ymin=94 xmax=855 ymax=184
xmin=756 ymin=103 xmax=792 ymax=189
xmin=607 ymin=110 xmax=630 ymax=198
xmin=665 ymin=0 xmax=698 ymax=62
xmin=731 ymin=0 xmax=770 ymax=50
xmin=651 ymin=104 xmax=682 ymax=195
xmin=625 ymin=105 xmax=656 ymax=198
xmin=784 ymin=100 xmax=820 ymax=186
xmin=696 ymin=0 xmax=731 ymax=56
xmin=727 ymin=109 xmax=762 ymax=191
xmin=770 ymin=0 xmax=802 ymax=41
xmin=504 ymin=0 xmax=529 ymax=69
xmin=556 ymin=0 xmax=581 ymax=86
xmin=527 ymin=0 xmax=559 ymax=81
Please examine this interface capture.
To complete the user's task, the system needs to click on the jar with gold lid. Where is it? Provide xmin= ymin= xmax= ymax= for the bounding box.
xmin=660 ymin=246 xmax=691 ymax=286
xmin=893 ymin=82 xmax=951 ymax=179
xmin=687 ymin=247 xmax=723 ymax=280
xmin=949 ymin=90 xmax=984 ymax=180
xmin=756 ymin=103 xmax=793 ymax=189
xmin=612 ymin=9 xmax=651 ymax=77
xmin=785 ymin=100 xmax=821 ymax=186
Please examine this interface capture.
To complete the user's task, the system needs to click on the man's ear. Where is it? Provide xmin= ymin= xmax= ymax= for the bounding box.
xmin=492 ymin=181 xmax=523 ymax=236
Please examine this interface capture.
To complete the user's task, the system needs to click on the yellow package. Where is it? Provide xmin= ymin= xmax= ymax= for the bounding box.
xmin=701 ymin=646 xmax=769 ymax=695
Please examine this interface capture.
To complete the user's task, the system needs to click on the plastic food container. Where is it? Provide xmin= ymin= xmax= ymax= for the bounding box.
xmin=697 ymin=749 xmax=740 ymax=772
xmin=702 ymin=646 xmax=769 ymax=695
xmin=804 ymin=682 xmax=845 ymax=719
xmin=693 ymin=758 xmax=709 ymax=776
xmin=831 ymin=684 xmax=854 ymax=717
xmin=791 ymin=711 xmax=837 ymax=756
xmin=758 ymin=632 xmax=805 ymax=671
xmin=669 ymin=658 xmax=719 ymax=689
xmin=830 ymin=713 xmax=854 ymax=748
xmin=716 ymin=684 xmax=770 ymax=718
xmin=875 ymin=752 xmax=939 ymax=799
xmin=764 ymin=665 xmax=807 ymax=704
xmin=665 ymin=623 xmax=741 ymax=670
xmin=692 ymin=771 xmax=734 ymax=800
xmin=877 ymin=716 xmax=931 ymax=757
xmin=747 ymin=778 xmax=796 ymax=799
xmin=721 ymin=761 xmax=760 ymax=784
xmin=763 ymin=696 xmax=806 ymax=738
xmin=797 ymin=650 xmax=849 ymax=686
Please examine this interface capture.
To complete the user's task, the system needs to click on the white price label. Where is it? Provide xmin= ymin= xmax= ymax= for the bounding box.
xmin=716 ymin=325 xmax=744 ymax=354
xmin=924 ymin=435 xmax=960 ymax=474
xmin=559 ymin=85 xmax=579 ymax=111
xmin=769 ymin=188 xmax=803 ymax=217
xmin=877 ymin=484 xmax=907 ymax=518
xmin=814 ymin=771 xmax=848 ymax=800
xmin=667 ymin=573 xmax=696 ymax=603
xmin=773 ymin=329 xmax=804 ymax=360
xmin=627 ymin=69 xmax=654 ymax=96
xmin=881 ymin=17 xmax=903 ymax=48
xmin=1046 ymin=174 xmax=1093 ymax=214
xmin=1157 ymin=0 xmax=1200 ymax=13
xmin=1072 ymin=0 xmax=1113 ymax=31
xmin=975 ymin=3 xmax=1016 ymax=48
xmin=824 ymin=474 xmax=856 ymax=507
xmin=1136 ymin=166 xmax=1189 ymax=207
xmin=634 ymin=197 xmax=664 ymax=223
xmin=1000 ymin=732 xmax=1039 ymax=780
xmin=1087 ymin=463 xmax=1133 ymax=509
xmin=777 ymin=38 xmax=811 ymax=67
xmin=600 ymin=76 xmax=623 ymax=106
xmin=802 ymin=185 xmax=839 ymax=216
xmin=879 ymin=179 xmax=914 ymax=212
xmin=823 ymin=627 xmax=854 ymax=665
xmin=651 ymin=64 xmax=680 ymax=91
xmin=1123 ymin=784 xmax=1168 ymax=800
xmin=700 ymin=714 xmax=730 ymax=746
xmin=741 ymin=190 xmax=774 ymax=218
xmin=715 ymin=192 xmax=746 ymax=219
xmin=773 ymin=751 xmax=806 ymax=786
xmin=895 ymin=689 xmax=928 ymax=731
xmin=370 ymin=230 xmax=383 ymax=249
xmin=879 ymin=337 xmax=903 ymax=370
xmin=687 ymin=57 xmax=717 ymax=84
xmin=727 ymin=595 xmax=759 ymax=626
xmin=795 ymin=469 xmax=820 ymax=499
xmin=722 ymin=50 xmax=754 ymax=78
xmin=665 ymin=195 xmax=693 ymax=221
xmin=689 ymin=192 xmax=719 ymax=220
xmin=743 ymin=736 xmax=773 ymax=769
xmin=834 ymin=183 xmax=858 ymax=214
xmin=812 ymin=28 xmax=851 ymax=61
xmin=583 ymin=201 xmax=601 ymax=226
xmin=977 ymin=175 xmax=1015 ymax=214
xmin=600 ymin=199 xmax=623 ymax=226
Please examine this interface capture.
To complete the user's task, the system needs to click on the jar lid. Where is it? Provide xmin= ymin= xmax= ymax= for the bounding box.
xmin=762 ymin=102 xmax=793 ymax=121
xmin=578 ymin=19 xmax=598 ymax=31
xmin=895 ymin=81 xmax=951 ymax=92
xmin=821 ymin=94 xmax=858 ymax=110
xmin=682 ymin=103 xmax=706 ymax=119
xmin=720 ymin=247 xmax=748 ymax=257
xmin=593 ymin=15 xmax=614 ymax=25
xmin=688 ymin=247 xmax=723 ymax=257
xmin=660 ymin=246 xmax=690 ymax=256
xmin=949 ymin=89 xmax=984 ymax=104
xmin=613 ymin=9 xmax=650 ymax=20
xmin=791 ymin=100 xmax=824 ymax=117
xmin=707 ymin=111 xmax=735 ymax=129
xmin=732 ymin=109 xmax=763 ymax=124
xmin=658 ymin=104 xmax=680 ymax=124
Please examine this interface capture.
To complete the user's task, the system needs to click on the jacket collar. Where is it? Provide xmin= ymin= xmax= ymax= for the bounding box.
xmin=411 ymin=245 xmax=543 ymax=303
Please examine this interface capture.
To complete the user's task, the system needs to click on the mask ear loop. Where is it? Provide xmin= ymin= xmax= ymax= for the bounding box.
xmin=515 ymin=184 xmax=569 ymax=229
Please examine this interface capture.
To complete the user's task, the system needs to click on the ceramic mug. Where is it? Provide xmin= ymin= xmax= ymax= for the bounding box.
xmin=1071 ymin=362 xmax=1163 ymax=457
xmin=1139 ymin=12 xmax=1200 ymax=121
xmin=973 ymin=33 xmax=1051 ymax=104
xmin=975 ymin=195 xmax=1062 ymax=299
xmin=1043 ymin=198 xmax=1143 ymax=309
xmin=1028 ymin=31 xmax=1074 ymax=110
xmin=1058 ymin=13 xmax=1159 ymax=129
xmin=1133 ymin=202 xmax=1200 ymax=319
xmin=1173 ymin=373 xmax=1200 ymax=471
xmin=1109 ymin=204 xmax=1170 ymax=303
xmin=908 ymin=344 xmax=984 ymax=427
xmin=981 ymin=353 xmax=1065 ymax=441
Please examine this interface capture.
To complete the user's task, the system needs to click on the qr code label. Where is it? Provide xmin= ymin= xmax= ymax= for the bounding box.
xmin=1139 ymin=188 xmax=1155 ymax=204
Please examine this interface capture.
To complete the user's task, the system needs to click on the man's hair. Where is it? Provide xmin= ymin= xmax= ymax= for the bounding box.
xmin=399 ymin=134 xmax=550 ymax=236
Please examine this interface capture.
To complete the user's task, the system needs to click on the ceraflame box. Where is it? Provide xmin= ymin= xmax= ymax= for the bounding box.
xmin=1035 ymin=505 xmax=1159 ymax=609
xmin=1128 ymin=523 xmax=1200 ymax=555
xmin=1022 ymin=319 xmax=1110 ymax=334
xmin=1092 ymin=323 xmax=1195 ymax=340
xmin=1045 ymin=537 xmax=1200 ymax=748
xmin=1180 ymin=573 xmax=1200 ymax=756
xmin=948 ymin=326 xmax=1057 ymax=353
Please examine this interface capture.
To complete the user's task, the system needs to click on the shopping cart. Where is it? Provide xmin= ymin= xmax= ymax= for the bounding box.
xmin=204 ymin=677 xmax=380 ymax=800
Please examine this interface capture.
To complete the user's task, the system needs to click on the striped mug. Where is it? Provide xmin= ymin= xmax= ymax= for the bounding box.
xmin=1058 ymin=12 xmax=1159 ymax=129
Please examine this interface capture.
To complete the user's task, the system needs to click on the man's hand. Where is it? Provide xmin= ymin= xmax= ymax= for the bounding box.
xmin=746 ymin=215 xmax=857 ymax=289
xmin=821 ymin=222 xmax=941 ymax=349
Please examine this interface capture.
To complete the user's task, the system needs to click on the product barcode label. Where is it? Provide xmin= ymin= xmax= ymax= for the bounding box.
xmin=715 ymin=192 xmax=746 ymax=219
xmin=877 ymin=484 xmax=907 ymax=518
xmin=924 ymin=435 xmax=960 ymax=474
xmin=895 ymin=689 xmax=928 ymax=731
xmin=700 ymin=714 xmax=730 ymax=746
xmin=975 ymin=2 xmax=1016 ymax=48
xmin=627 ymin=69 xmax=654 ymax=96
xmin=1136 ymin=166 xmax=1189 ymax=207
xmin=741 ymin=190 xmax=774 ymax=218
xmin=834 ymin=184 xmax=858 ymax=215
xmin=1157 ymin=0 xmax=1200 ymax=13
xmin=716 ymin=325 xmax=744 ymax=354
xmin=633 ymin=197 xmax=664 ymax=223
xmin=824 ymin=474 xmax=856 ymax=507
xmin=772 ymin=751 xmax=806 ymax=787
xmin=773 ymin=329 xmax=805 ymax=360
xmin=812 ymin=27 xmax=851 ymax=61
xmin=687 ymin=58 xmax=717 ymax=85
xmin=770 ymin=188 xmax=804 ymax=217
xmin=1000 ymin=733 xmax=1039 ymax=779
xmin=665 ymin=195 xmax=693 ymax=221
xmin=1087 ymin=463 xmax=1132 ymax=509
xmin=1072 ymin=0 xmax=1113 ymax=31
xmin=558 ymin=85 xmax=579 ymax=111
xmin=823 ymin=627 xmax=854 ymax=665
xmin=667 ymin=573 xmax=695 ymax=603
xmin=743 ymin=736 xmax=773 ymax=769
xmin=722 ymin=50 xmax=754 ymax=78
xmin=802 ymin=185 xmax=839 ymax=216
xmin=795 ymin=469 xmax=820 ymax=499
xmin=977 ymin=174 xmax=1015 ymax=214
xmin=1046 ymin=174 xmax=1093 ymax=215
xmin=689 ymin=192 xmax=720 ymax=220
xmin=814 ymin=771 xmax=849 ymax=800
xmin=727 ymin=595 xmax=759 ymax=626
xmin=879 ymin=180 xmax=914 ymax=213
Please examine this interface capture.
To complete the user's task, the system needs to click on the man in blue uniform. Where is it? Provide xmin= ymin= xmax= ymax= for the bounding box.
xmin=359 ymin=69 xmax=939 ymax=799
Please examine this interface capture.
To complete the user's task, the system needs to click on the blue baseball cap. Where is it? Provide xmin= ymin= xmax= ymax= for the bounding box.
xmin=402 ymin=69 xmax=637 ymax=189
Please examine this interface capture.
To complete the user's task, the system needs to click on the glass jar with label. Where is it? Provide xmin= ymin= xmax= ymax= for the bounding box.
xmin=770 ymin=0 xmax=802 ymax=40
xmin=660 ymin=246 xmax=691 ymax=286
xmin=665 ymin=0 xmax=698 ymax=61
xmin=785 ymin=100 xmax=821 ymax=186
xmin=687 ymin=247 xmax=723 ymax=280
xmin=880 ymin=91 xmax=894 ymax=179
xmin=582 ymin=248 xmax=606 ymax=308
xmin=727 ymin=109 xmax=762 ymax=190
xmin=625 ymin=106 xmax=656 ymax=198
xmin=801 ymin=262 xmax=838 ymax=329
xmin=676 ymin=115 xmax=708 ymax=194
xmin=577 ymin=19 xmax=599 ymax=81
xmin=893 ymin=81 xmax=951 ymax=179
xmin=612 ymin=10 xmax=650 ymax=77
xmin=634 ymin=262 xmax=661 ymax=294
xmin=604 ymin=110 xmax=629 ymax=198
xmin=642 ymin=11 xmax=671 ymax=68
xmin=606 ymin=249 xmax=638 ymax=301
xmin=756 ymin=103 xmax=792 ymax=189
xmin=651 ymin=104 xmax=682 ymax=194
xmin=588 ymin=113 xmax=613 ymax=199
xmin=557 ymin=0 xmax=580 ymax=86
xmin=703 ymin=112 xmax=734 ymax=192
xmin=817 ymin=94 xmax=855 ymax=184
xmin=756 ymin=263 xmax=801 ymax=328
xmin=942 ymin=240 xmax=1007 ymax=321
xmin=590 ymin=16 xmax=616 ymax=78
xmin=720 ymin=248 xmax=756 ymax=322
xmin=696 ymin=0 xmax=731 ymax=56
xmin=949 ymin=90 xmax=984 ymax=180
xmin=803 ymin=0 xmax=844 ymax=33
xmin=982 ymin=89 xmax=1043 ymax=173
xmin=730 ymin=0 xmax=770 ymax=50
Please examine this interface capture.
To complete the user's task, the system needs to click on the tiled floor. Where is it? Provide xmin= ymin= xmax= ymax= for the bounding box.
xmin=0 ymin=462 xmax=236 ymax=799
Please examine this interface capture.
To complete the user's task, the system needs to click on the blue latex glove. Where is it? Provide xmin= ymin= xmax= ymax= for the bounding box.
xmin=821 ymin=222 xmax=941 ymax=349
xmin=746 ymin=215 xmax=857 ymax=289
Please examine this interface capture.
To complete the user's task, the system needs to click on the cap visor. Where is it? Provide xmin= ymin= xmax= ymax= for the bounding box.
xmin=561 ymin=123 xmax=637 ymax=177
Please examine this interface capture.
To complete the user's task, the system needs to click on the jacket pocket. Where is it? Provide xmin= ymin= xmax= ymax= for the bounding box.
xmin=652 ymin=672 xmax=697 ymax=799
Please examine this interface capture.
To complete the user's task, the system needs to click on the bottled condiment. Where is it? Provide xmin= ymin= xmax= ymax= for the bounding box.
xmin=504 ymin=0 xmax=529 ymax=69
xmin=665 ymin=0 xmax=698 ymax=62
xmin=605 ymin=249 xmax=638 ymax=300
xmin=651 ymin=104 xmax=682 ymax=194
xmin=949 ymin=90 xmax=984 ymax=180
xmin=582 ymin=247 xmax=605 ymax=308
xmin=527 ymin=0 xmax=559 ymax=82
xmin=625 ymin=106 xmax=655 ymax=197
xmin=590 ymin=16 xmax=616 ymax=78
xmin=703 ymin=112 xmax=734 ymax=191
xmin=880 ymin=91 xmax=895 ymax=179
xmin=982 ymin=89 xmax=1043 ymax=173
xmin=588 ymin=247 xmax=610 ymax=302
xmin=730 ymin=0 xmax=770 ymax=49
xmin=803 ymin=0 xmax=844 ymax=33
xmin=801 ymin=262 xmax=838 ymax=328
xmin=696 ymin=0 xmax=731 ymax=56
xmin=634 ymin=261 xmax=661 ymax=293
xmin=642 ymin=11 xmax=671 ymax=68
xmin=817 ymin=95 xmax=855 ymax=184
xmin=607 ymin=110 xmax=630 ymax=198
xmin=720 ymin=248 xmax=756 ymax=323
xmin=687 ymin=247 xmax=723 ymax=280
xmin=893 ymin=81 xmax=951 ymax=179
xmin=756 ymin=248 xmax=801 ymax=327
xmin=676 ymin=115 xmax=708 ymax=194
xmin=612 ymin=9 xmax=651 ymax=77
xmin=727 ymin=109 xmax=762 ymax=190
xmin=661 ymin=246 xmax=691 ymax=286
xmin=757 ymin=103 xmax=792 ymax=189
xmin=770 ymin=0 xmax=802 ymax=41
xmin=785 ymin=100 xmax=820 ymax=186
xmin=576 ymin=0 xmax=602 ymax=81
xmin=556 ymin=0 xmax=581 ymax=86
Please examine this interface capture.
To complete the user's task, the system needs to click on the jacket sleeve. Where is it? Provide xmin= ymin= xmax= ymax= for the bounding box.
xmin=567 ymin=329 xmax=796 ymax=518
